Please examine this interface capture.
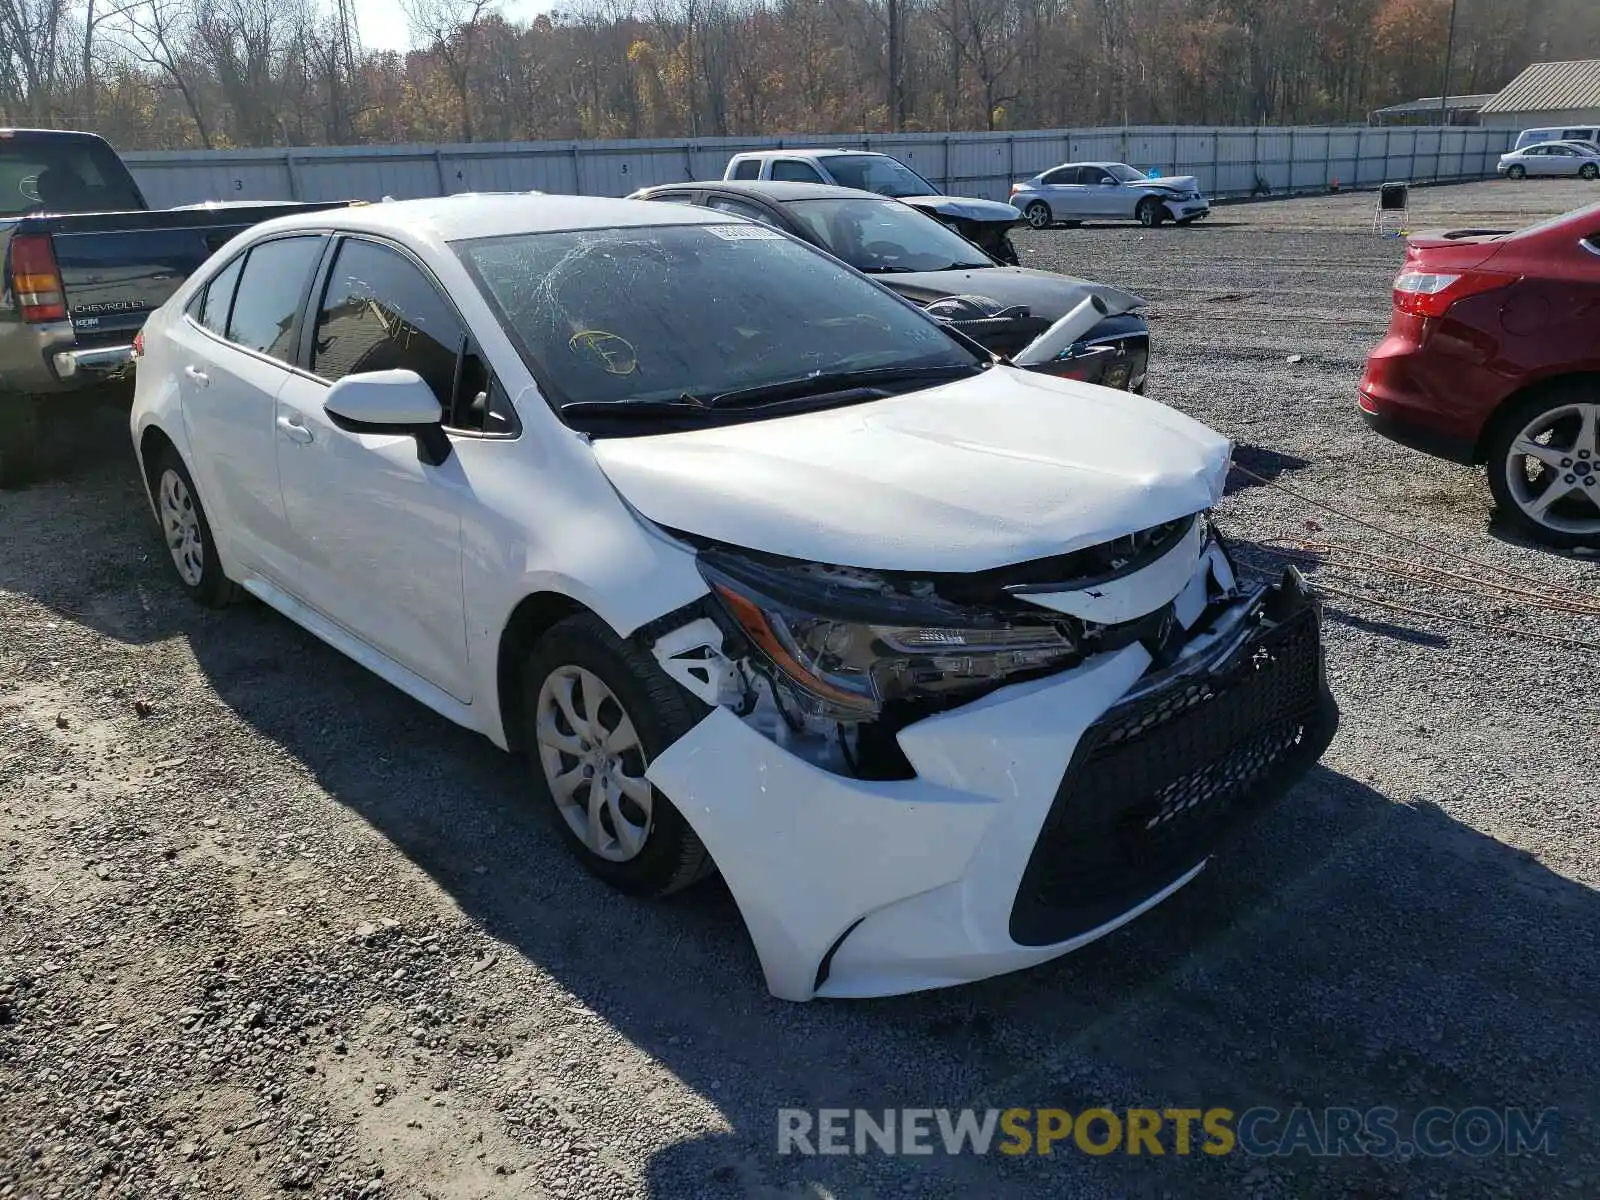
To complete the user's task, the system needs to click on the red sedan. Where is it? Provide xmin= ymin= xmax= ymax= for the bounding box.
xmin=1359 ymin=201 xmax=1600 ymax=549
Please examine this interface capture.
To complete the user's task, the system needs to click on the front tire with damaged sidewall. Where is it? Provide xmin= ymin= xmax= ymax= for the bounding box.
xmin=521 ymin=612 xmax=716 ymax=897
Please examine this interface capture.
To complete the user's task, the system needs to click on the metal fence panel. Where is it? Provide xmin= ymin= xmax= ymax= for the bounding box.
xmin=122 ymin=124 xmax=1517 ymax=210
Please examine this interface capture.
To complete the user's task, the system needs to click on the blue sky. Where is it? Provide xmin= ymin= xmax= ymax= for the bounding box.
xmin=352 ymin=0 xmax=552 ymax=52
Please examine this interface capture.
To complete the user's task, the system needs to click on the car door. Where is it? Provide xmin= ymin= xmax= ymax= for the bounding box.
xmin=1038 ymin=167 xmax=1084 ymax=219
xmin=273 ymin=235 xmax=478 ymax=703
xmin=1076 ymin=166 xmax=1122 ymax=217
xmin=170 ymin=234 xmax=326 ymax=588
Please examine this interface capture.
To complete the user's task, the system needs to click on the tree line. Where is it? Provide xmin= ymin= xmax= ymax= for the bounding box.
xmin=0 ymin=0 xmax=1595 ymax=151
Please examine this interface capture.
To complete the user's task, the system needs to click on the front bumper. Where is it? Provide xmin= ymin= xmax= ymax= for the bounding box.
xmin=646 ymin=553 xmax=1337 ymax=1001
xmin=1166 ymin=198 xmax=1211 ymax=220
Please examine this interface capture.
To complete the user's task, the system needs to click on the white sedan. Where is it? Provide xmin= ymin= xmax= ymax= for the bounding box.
xmin=129 ymin=195 xmax=1337 ymax=1001
xmin=1497 ymin=141 xmax=1600 ymax=180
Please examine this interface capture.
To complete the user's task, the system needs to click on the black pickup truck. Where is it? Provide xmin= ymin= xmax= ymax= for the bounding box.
xmin=0 ymin=128 xmax=348 ymax=486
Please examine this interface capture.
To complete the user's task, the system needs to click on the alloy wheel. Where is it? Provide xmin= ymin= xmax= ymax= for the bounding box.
xmin=1024 ymin=202 xmax=1051 ymax=229
xmin=534 ymin=665 xmax=654 ymax=862
xmin=1502 ymin=401 xmax=1600 ymax=539
xmin=158 ymin=467 xmax=205 ymax=587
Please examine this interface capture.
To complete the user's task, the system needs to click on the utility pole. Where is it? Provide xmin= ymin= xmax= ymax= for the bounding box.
xmin=887 ymin=0 xmax=902 ymax=132
xmin=1438 ymin=0 xmax=1458 ymax=128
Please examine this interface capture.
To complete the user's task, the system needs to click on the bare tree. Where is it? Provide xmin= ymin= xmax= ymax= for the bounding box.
xmin=111 ymin=0 xmax=213 ymax=145
xmin=0 ymin=0 xmax=68 ymax=122
xmin=402 ymin=0 xmax=496 ymax=142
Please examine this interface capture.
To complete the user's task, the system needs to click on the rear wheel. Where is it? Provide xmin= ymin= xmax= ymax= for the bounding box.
xmin=521 ymin=613 xmax=715 ymax=897
xmin=150 ymin=448 xmax=239 ymax=607
xmin=1507 ymin=164 xmax=1527 ymax=180
xmin=1485 ymin=385 xmax=1600 ymax=550
xmin=1023 ymin=201 xmax=1052 ymax=230
xmin=1582 ymin=163 xmax=1599 ymax=181
xmin=1137 ymin=197 xmax=1166 ymax=227
xmin=0 ymin=395 xmax=42 ymax=489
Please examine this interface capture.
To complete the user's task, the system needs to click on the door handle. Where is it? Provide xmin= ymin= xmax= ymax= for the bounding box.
xmin=276 ymin=414 xmax=314 ymax=445
xmin=183 ymin=365 xmax=209 ymax=387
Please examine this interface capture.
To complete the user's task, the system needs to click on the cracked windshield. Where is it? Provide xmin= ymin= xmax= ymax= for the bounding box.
xmin=458 ymin=222 xmax=974 ymax=410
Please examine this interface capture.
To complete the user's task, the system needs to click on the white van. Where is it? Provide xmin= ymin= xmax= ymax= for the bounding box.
xmin=1514 ymin=126 xmax=1600 ymax=151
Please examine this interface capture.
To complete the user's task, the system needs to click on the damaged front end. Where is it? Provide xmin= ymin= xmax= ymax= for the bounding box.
xmin=639 ymin=512 xmax=1338 ymax=1000
xmin=646 ymin=512 xmax=1331 ymax=787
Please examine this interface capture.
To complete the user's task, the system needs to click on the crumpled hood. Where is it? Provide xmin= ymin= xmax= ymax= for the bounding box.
xmin=591 ymin=366 xmax=1231 ymax=573
xmin=900 ymin=195 xmax=1023 ymax=224
xmin=879 ymin=266 xmax=1145 ymax=322
xmin=1144 ymin=175 xmax=1201 ymax=196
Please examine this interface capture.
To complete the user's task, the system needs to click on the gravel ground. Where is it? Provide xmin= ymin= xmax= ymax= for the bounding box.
xmin=2 ymin=179 xmax=1598 ymax=1200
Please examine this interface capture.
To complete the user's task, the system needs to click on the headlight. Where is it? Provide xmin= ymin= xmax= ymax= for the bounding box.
xmin=698 ymin=550 xmax=1078 ymax=721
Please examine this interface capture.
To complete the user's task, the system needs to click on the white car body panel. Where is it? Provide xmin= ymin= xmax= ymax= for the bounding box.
xmin=130 ymin=193 xmax=1330 ymax=1003
xmin=591 ymin=365 xmax=1231 ymax=572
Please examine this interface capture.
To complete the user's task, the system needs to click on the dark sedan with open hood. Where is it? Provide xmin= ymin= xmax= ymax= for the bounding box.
xmin=628 ymin=180 xmax=1151 ymax=393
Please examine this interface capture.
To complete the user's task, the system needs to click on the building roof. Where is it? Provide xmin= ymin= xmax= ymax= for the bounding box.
xmin=1481 ymin=59 xmax=1600 ymax=115
xmin=1372 ymin=94 xmax=1496 ymax=117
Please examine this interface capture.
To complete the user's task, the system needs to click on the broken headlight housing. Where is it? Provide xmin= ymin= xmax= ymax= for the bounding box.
xmin=697 ymin=549 xmax=1078 ymax=721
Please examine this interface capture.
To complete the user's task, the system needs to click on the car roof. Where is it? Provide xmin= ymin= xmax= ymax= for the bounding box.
xmin=731 ymin=148 xmax=886 ymax=160
xmin=244 ymin=193 xmax=735 ymax=243
xmin=645 ymin=180 xmax=876 ymax=203
xmin=1045 ymin=162 xmax=1127 ymax=171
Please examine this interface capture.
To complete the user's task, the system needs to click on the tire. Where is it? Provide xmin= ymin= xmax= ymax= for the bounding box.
xmin=0 ymin=395 xmax=42 ymax=489
xmin=1507 ymin=165 xmax=1526 ymax=180
xmin=1023 ymin=201 xmax=1052 ymax=230
xmin=1582 ymin=163 xmax=1599 ymax=181
xmin=1484 ymin=384 xmax=1600 ymax=550
xmin=521 ymin=612 xmax=715 ymax=897
xmin=149 ymin=448 xmax=239 ymax=607
xmin=1137 ymin=197 xmax=1166 ymax=227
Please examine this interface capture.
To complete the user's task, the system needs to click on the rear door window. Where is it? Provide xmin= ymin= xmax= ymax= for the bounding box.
xmin=226 ymin=236 xmax=325 ymax=363
xmin=731 ymin=160 xmax=762 ymax=180
xmin=0 ymin=136 xmax=144 ymax=216
xmin=771 ymin=160 xmax=826 ymax=183
xmin=706 ymin=196 xmax=780 ymax=226
xmin=1042 ymin=167 xmax=1080 ymax=185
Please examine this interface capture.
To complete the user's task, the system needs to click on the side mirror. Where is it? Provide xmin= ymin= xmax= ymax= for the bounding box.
xmin=323 ymin=369 xmax=451 ymax=466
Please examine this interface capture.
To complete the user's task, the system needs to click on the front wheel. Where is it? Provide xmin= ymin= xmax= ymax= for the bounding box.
xmin=1581 ymin=163 xmax=1599 ymax=181
xmin=1023 ymin=201 xmax=1052 ymax=230
xmin=522 ymin=613 xmax=715 ymax=897
xmin=1485 ymin=386 xmax=1600 ymax=550
xmin=1137 ymin=197 xmax=1166 ymax=227
xmin=1507 ymin=164 xmax=1527 ymax=180
xmin=0 ymin=395 xmax=42 ymax=489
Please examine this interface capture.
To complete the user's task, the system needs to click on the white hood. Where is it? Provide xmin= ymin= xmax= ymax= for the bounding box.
xmin=591 ymin=367 xmax=1231 ymax=573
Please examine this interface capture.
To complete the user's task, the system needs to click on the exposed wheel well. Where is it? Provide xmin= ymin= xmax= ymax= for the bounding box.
xmin=496 ymin=592 xmax=588 ymax=751
xmin=1473 ymin=371 xmax=1600 ymax=464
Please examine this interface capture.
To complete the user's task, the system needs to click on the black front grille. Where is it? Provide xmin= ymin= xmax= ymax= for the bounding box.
xmin=1009 ymin=605 xmax=1332 ymax=947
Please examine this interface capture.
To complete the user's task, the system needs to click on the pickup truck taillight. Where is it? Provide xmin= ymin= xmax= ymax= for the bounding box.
xmin=10 ymin=233 xmax=66 ymax=322
xmin=132 ymin=330 xmax=144 ymax=359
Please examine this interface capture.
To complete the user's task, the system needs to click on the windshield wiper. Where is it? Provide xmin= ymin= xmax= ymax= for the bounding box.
xmin=702 ymin=362 xmax=983 ymax=408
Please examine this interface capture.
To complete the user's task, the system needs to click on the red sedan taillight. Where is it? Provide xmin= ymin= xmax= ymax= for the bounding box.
xmin=1392 ymin=269 xmax=1517 ymax=319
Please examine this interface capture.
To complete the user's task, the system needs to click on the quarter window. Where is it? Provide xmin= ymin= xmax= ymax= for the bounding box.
xmin=226 ymin=236 xmax=324 ymax=362
xmin=197 ymin=255 xmax=244 ymax=337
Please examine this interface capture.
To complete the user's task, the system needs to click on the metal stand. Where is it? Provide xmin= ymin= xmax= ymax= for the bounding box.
xmin=1374 ymin=181 xmax=1409 ymax=237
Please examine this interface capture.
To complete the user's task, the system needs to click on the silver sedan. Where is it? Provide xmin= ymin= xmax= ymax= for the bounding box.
xmin=1009 ymin=162 xmax=1211 ymax=228
xmin=1497 ymin=141 xmax=1600 ymax=180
